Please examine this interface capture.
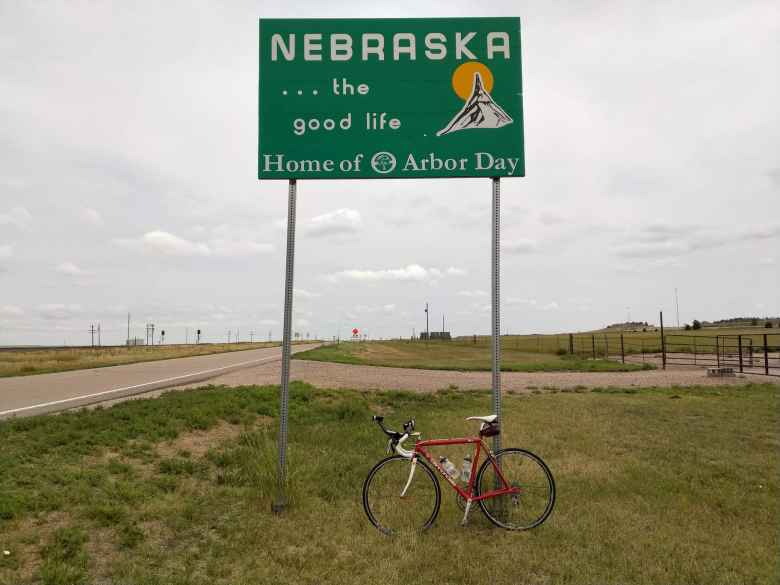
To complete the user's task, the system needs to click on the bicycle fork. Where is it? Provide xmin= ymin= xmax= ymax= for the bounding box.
xmin=399 ymin=457 xmax=417 ymax=498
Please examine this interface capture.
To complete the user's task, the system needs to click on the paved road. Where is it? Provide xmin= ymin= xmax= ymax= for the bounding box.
xmin=0 ymin=344 xmax=319 ymax=419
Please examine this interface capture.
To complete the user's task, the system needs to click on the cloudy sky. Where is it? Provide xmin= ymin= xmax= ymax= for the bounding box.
xmin=1 ymin=1 xmax=778 ymax=345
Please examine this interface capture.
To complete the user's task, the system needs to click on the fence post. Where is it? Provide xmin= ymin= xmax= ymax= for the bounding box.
xmin=660 ymin=311 xmax=666 ymax=370
xmin=738 ymin=335 xmax=744 ymax=373
xmin=764 ymin=334 xmax=770 ymax=375
xmin=620 ymin=334 xmax=625 ymax=363
xmin=569 ymin=333 xmax=574 ymax=355
xmin=716 ymin=336 xmax=720 ymax=368
xmin=592 ymin=335 xmax=596 ymax=359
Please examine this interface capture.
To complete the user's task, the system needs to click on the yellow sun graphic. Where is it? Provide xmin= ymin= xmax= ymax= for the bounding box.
xmin=451 ymin=61 xmax=494 ymax=101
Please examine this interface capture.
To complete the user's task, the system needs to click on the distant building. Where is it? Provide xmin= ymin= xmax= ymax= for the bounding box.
xmin=419 ymin=331 xmax=451 ymax=340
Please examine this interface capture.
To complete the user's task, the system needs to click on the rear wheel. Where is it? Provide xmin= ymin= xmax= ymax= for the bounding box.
xmin=475 ymin=448 xmax=555 ymax=530
xmin=362 ymin=455 xmax=441 ymax=535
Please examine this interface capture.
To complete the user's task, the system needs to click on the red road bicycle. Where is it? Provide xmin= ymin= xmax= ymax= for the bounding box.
xmin=362 ymin=415 xmax=555 ymax=534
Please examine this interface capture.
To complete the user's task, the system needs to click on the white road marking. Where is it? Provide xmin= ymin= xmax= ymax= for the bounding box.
xmin=0 ymin=354 xmax=281 ymax=418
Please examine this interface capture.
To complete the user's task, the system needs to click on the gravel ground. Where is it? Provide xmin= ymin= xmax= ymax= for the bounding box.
xmin=176 ymin=358 xmax=776 ymax=393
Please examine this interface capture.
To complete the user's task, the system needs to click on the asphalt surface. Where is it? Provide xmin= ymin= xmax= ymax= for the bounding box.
xmin=0 ymin=344 xmax=319 ymax=419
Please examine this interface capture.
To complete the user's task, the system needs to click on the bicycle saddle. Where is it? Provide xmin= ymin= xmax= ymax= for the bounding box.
xmin=466 ymin=415 xmax=497 ymax=424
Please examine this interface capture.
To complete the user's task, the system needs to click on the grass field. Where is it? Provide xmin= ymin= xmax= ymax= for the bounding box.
xmin=466 ymin=326 xmax=780 ymax=357
xmin=1 ymin=382 xmax=777 ymax=584
xmin=0 ymin=343 xmax=284 ymax=378
xmin=294 ymin=341 xmax=653 ymax=372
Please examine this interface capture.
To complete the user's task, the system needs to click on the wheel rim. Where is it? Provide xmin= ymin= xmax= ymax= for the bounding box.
xmin=364 ymin=458 xmax=439 ymax=535
xmin=478 ymin=450 xmax=554 ymax=530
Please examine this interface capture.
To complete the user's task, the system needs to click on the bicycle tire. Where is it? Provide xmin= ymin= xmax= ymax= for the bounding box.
xmin=362 ymin=455 xmax=441 ymax=535
xmin=475 ymin=448 xmax=555 ymax=530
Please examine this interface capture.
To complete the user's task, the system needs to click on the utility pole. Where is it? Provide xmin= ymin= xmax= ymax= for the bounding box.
xmin=268 ymin=330 xmax=272 ymax=342
xmin=228 ymin=330 xmax=231 ymax=344
xmin=425 ymin=302 xmax=429 ymax=341
xmin=97 ymin=323 xmax=101 ymax=347
xmin=442 ymin=313 xmax=445 ymax=333
xmin=89 ymin=324 xmax=96 ymax=347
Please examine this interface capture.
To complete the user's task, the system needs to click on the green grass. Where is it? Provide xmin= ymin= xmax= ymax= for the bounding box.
xmin=0 ymin=342 xmax=290 ymax=378
xmin=463 ymin=326 xmax=780 ymax=356
xmin=293 ymin=341 xmax=653 ymax=372
xmin=1 ymin=381 xmax=778 ymax=584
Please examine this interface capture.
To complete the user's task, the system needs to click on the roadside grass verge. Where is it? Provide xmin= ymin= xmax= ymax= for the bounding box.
xmin=0 ymin=382 xmax=777 ymax=584
xmin=0 ymin=342 xmax=289 ymax=378
xmin=293 ymin=341 xmax=653 ymax=372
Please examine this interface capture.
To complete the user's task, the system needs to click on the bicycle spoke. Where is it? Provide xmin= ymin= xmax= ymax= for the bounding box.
xmin=476 ymin=449 xmax=555 ymax=530
xmin=363 ymin=457 xmax=440 ymax=535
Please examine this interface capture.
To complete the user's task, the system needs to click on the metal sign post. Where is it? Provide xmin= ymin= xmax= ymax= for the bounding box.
xmin=491 ymin=177 xmax=501 ymax=454
xmin=259 ymin=18 xmax=524 ymax=511
xmin=273 ymin=178 xmax=297 ymax=513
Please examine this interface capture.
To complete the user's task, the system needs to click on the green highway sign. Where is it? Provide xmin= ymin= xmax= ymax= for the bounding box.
xmin=258 ymin=18 xmax=524 ymax=180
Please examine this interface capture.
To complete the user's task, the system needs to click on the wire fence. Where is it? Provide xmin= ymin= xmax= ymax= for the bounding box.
xmin=453 ymin=331 xmax=780 ymax=377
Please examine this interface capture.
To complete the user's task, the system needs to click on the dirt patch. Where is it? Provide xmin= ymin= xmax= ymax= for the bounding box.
xmin=1 ymin=511 xmax=73 ymax=581
xmin=178 ymin=358 xmax=777 ymax=393
xmin=156 ymin=420 xmax=243 ymax=459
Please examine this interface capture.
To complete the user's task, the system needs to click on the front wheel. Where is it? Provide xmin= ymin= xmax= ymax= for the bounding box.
xmin=362 ymin=455 xmax=441 ymax=536
xmin=475 ymin=448 xmax=555 ymax=530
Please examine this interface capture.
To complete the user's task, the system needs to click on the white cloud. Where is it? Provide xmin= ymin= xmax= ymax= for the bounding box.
xmin=616 ymin=241 xmax=688 ymax=259
xmin=55 ymin=261 xmax=88 ymax=276
xmin=542 ymin=301 xmax=560 ymax=311
xmin=503 ymin=239 xmax=538 ymax=254
xmin=326 ymin=264 xmax=468 ymax=283
xmin=506 ymin=297 xmax=538 ymax=306
xmin=209 ymin=238 xmax=273 ymax=256
xmin=737 ymin=223 xmax=780 ymax=242
xmin=80 ymin=208 xmax=103 ymax=225
xmin=294 ymin=288 xmax=321 ymax=299
xmin=0 ymin=305 xmax=24 ymax=317
xmin=458 ymin=290 xmax=488 ymax=297
xmin=114 ymin=231 xmax=272 ymax=257
xmin=446 ymin=267 xmax=467 ymax=276
xmin=139 ymin=231 xmax=210 ymax=256
xmin=0 ymin=207 xmax=32 ymax=229
xmin=37 ymin=304 xmax=83 ymax=320
xmin=328 ymin=264 xmax=429 ymax=282
xmin=304 ymin=208 xmax=361 ymax=237
xmin=539 ymin=210 xmax=565 ymax=225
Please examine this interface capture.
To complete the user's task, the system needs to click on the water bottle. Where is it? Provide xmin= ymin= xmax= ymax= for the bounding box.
xmin=439 ymin=457 xmax=458 ymax=480
xmin=461 ymin=455 xmax=472 ymax=483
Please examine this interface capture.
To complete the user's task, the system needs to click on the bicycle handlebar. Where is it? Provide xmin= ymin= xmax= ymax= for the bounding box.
xmin=372 ymin=416 xmax=417 ymax=457
xmin=372 ymin=415 xmax=414 ymax=438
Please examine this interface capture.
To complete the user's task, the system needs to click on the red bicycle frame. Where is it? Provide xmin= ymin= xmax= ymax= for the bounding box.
xmin=414 ymin=436 xmax=519 ymax=501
